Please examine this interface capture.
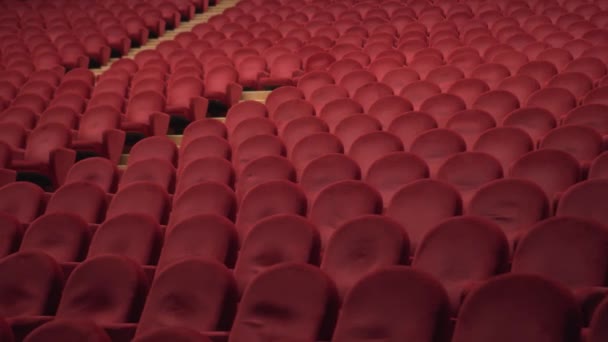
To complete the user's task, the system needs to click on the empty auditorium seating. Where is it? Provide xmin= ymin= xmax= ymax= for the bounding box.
xmin=2 ymin=0 xmax=608 ymax=339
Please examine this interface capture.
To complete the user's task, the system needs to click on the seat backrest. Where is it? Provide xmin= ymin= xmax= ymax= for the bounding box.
xmin=0 ymin=182 xmax=45 ymax=224
xmin=365 ymin=152 xmax=429 ymax=205
xmin=290 ymin=132 xmax=344 ymax=172
xmin=419 ymin=93 xmax=467 ymax=127
xmin=332 ymin=266 xmax=449 ymax=342
xmin=352 ymin=82 xmax=394 ymax=112
xmin=0 ymin=214 xmax=20 ymax=258
xmin=318 ymin=98 xmax=363 ymax=132
xmin=472 ymin=89 xmax=520 ymax=123
xmin=347 ymin=131 xmax=404 ymax=176
xmin=509 ymin=149 xmax=581 ymax=199
xmin=413 ymin=216 xmax=509 ymax=285
xmin=65 ymin=157 xmax=118 ymax=193
xmin=125 ymin=90 xmax=166 ymax=123
xmin=334 ymin=114 xmax=383 ymax=153
xmin=20 ymin=213 xmax=89 ymax=262
xmin=0 ymin=251 xmax=63 ymax=317
xmin=410 ymin=128 xmax=466 ymax=177
xmin=309 ymin=180 xmax=383 ymax=248
xmin=386 ymin=179 xmax=462 ymax=254
xmin=446 ymin=78 xmax=489 ymax=108
xmin=224 ymin=100 xmax=268 ymax=133
xmin=179 ymin=135 xmax=232 ymax=171
xmin=24 ymin=123 xmax=72 ymax=164
xmin=437 ymin=152 xmax=503 ymax=205
xmin=236 ymin=180 xmax=307 ymax=240
xmin=445 ymin=109 xmax=496 ymax=149
xmin=233 ymin=135 xmax=285 ymax=173
xmin=299 ymin=153 xmax=360 ymax=199
xmin=77 ymin=106 xmax=122 ymax=143
xmin=321 ymin=215 xmax=409 ymax=299
xmin=308 ymin=85 xmax=349 ymax=116
xmin=129 ymin=136 xmax=178 ymax=167
xmin=563 ymin=104 xmax=608 ymax=136
xmin=119 ymin=159 xmax=175 ymax=193
xmin=170 ymin=181 xmax=236 ymax=226
xmin=512 ymin=216 xmax=608 ymax=288
xmin=56 ymin=255 xmax=147 ymax=324
xmin=175 ymin=157 xmax=234 ymax=195
xmin=236 ymin=156 xmax=295 ymax=200
xmin=367 ymin=95 xmax=413 ymax=129
xmin=46 ymin=182 xmax=107 ymax=223
xmin=501 ymin=107 xmax=556 ymax=142
xmin=452 ymin=274 xmax=580 ymax=342
xmin=468 ymin=178 xmax=549 ymax=247
xmin=230 ymin=117 xmax=277 ymax=148
xmin=281 ymin=116 xmax=329 ymax=153
xmin=136 ymin=259 xmax=237 ymax=336
xmin=556 ymin=179 xmax=608 ymax=227
xmin=272 ymin=98 xmax=316 ymax=131
xmin=540 ymin=125 xmax=603 ymax=163
xmin=473 ymin=127 xmax=534 ymax=170
xmin=106 ymin=182 xmax=170 ymax=224
xmin=265 ymin=86 xmax=304 ymax=116
xmin=297 ymin=71 xmax=335 ymax=99
xmin=589 ymin=152 xmax=608 ymax=180
xmin=158 ymin=214 xmax=237 ymax=273
xmin=229 ymin=263 xmax=338 ymax=342
xmin=181 ymin=119 xmax=227 ymax=148
xmin=204 ymin=65 xmax=238 ymax=97
xmin=87 ymin=213 xmax=162 ymax=265
xmin=234 ymin=214 xmax=319 ymax=295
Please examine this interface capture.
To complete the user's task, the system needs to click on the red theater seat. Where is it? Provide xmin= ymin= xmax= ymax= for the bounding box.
xmin=229 ymin=263 xmax=337 ymax=342
xmin=452 ymin=274 xmax=580 ymax=342
xmin=332 ymin=266 xmax=449 ymax=342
